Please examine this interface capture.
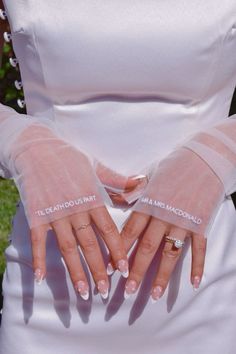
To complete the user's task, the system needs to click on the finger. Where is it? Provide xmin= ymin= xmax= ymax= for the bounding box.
xmin=151 ymin=227 xmax=188 ymax=302
xmin=90 ymin=206 xmax=129 ymax=278
xmin=30 ymin=224 xmax=48 ymax=284
xmin=121 ymin=211 xmax=151 ymax=253
xmin=105 ymin=211 xmax=151 ymax=275
xmin=70 ymin=212 xmax=109 ymax=299
xmin=191 ymin=233 xmax=207 ymax=291
xmin=52 ymin=217 xmax=90 ymax=300
xmin=124 ymin=218 xmax=167 ymax=298
xmin=107 ymin=175 xmax=148 ymax=206
xmin=107 ymin=191 xmax=130 ymax=206
xmin=95 ymin=160 xmax=147 ymax=191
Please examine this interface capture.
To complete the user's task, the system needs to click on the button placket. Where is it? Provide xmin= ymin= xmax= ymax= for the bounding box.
xmin=9 ymin=57 xmax=19 ymax=67
xmin=0 ymin=9 xmax=7 ymax=20
xmin=3 ymin=31 xmax=12 ymax=42
xmin=17 ymin=99 xmax=25 ymax=109
xmin=1 ymin=7 xmax=26 ymax=111
xmin=14 ymin=80 xmax=23 ymax=90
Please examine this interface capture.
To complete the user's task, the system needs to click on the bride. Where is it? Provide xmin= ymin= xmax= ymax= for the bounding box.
xmin=0 ymin=1 xmax=236 ymax=353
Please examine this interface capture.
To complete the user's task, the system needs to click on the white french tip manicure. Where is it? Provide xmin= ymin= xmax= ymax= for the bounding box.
xmin=131 ymin=174 xmax=147 ymax=180
xmin=80 ymin=292 xmax=89 ymax=300
xmin=34 ymin=269 xmax=44 ymax=285
xmin=35 ymin=277 xmax=43 ymax=285
xmin=106 ymin=263 xmax=115 ymax=276
xmin=150 ymin=297 xmax=158 ymax=304
xmin=100 ymin=290 xmax=109 ymax=299
xmin=124 ymin=290 xmax=131 ymax=299
xmin=193 ymin=286 xmax=199 ymax=292
xmin=121 ymin=270 xmax=129 ymax=278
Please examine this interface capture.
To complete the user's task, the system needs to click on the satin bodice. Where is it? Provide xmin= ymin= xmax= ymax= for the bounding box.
xmin=2 ymin=0 xmax=236 ymax=175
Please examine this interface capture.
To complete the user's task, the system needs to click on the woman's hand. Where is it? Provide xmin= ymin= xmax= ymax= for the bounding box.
xmin=31 ymin=205 xmax=129 ymax=301
xmin=31 ymin=173 xmax=143 ymax=301
xmin=10 ymin=124 xmax=143 ymax=300
xmin=106 ymin=147 xmax=225 ymax=301
xmin=118 ymin=213 xmax=207 ymax=301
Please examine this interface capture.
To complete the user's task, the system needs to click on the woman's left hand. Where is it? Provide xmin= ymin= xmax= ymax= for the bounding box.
xmin=117 ymin=213 xmax=207 ymax=301
xmin=106 ymin=147 xmax=226 ymax=302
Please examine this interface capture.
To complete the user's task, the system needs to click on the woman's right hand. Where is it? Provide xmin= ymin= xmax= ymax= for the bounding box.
xmin=31 ymin=205 xmax=129 ymax=301
xmin=10 ymin=123 xmax=143 ymax=300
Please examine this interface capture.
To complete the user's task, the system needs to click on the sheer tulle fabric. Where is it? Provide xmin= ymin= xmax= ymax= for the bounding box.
xmin=131 ymin=114 xmax=236 ymax=237
xmin=0 ymin=103 xmax=234 ymax=235
xmin=131 ymin=147 xmax=225 ymax=237
xmin=183 ymin=114 xmax=236 ymax=196
xmin=10 ymin=124 xmax=113 ymax=229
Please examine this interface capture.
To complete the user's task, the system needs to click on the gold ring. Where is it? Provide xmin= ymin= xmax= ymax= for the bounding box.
xmin=75 ymin=223 xmax=91 ymax=231
xmin=164 ymin=236 xmax=185 ymax=249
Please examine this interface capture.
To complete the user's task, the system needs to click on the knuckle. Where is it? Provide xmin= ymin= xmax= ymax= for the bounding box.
xmin=81 ymin=236 xmax=97 ymax=252
xmin=60 ymin=239 xmax=77 ymax=255
xmin=122 ymin=224 xmax=137 ymax=240
xmin=31 ymin=233 xmax=41 ymax=245
xmin=162 ymin=248 xmax=181 ymax=259
xmin=195 ymin=240 xmax=207 ymax=253
xmin=139 ymin=238 xmax=156 ymax=255
xmin=100 ymin=223 xmax=117 ymax=238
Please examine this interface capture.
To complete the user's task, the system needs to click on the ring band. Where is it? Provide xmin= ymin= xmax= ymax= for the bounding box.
xmin=75 ymin=223 xmax=91 ymax=231
xmin=164 ymin=236 xmax=185 ymax=249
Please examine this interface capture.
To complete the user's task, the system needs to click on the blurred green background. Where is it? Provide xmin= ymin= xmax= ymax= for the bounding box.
xmin=0 ymin=38 xmax=25 ymax=277
xmin=0 ymin=31 xmax=26 ymax=311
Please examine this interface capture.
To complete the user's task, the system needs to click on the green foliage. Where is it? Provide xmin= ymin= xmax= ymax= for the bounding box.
xmin=0 ymin=41 xmax=25 ymax=113
xmin=0 ymin=38 xmax=22 ymax=277
xmin=0 ymin=178 xmax=19 ymax=274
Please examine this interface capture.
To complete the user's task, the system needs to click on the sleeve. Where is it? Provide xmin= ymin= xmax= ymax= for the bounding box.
xmin=0 ymin=103 xmax=56 ymax=179
xmin=129 ymin=114 xmax=236 ymax=238
xmin=0 ymin=103 xmax=115 ymax=230
xmin=182 ymin=113 xmax=236 ymax=197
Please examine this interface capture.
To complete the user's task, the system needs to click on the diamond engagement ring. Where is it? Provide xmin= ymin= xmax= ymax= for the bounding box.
xmin=75 ymin=223 xmax=91 ymax=231
xmin=164 ymin=236 xmax=185 ymax=249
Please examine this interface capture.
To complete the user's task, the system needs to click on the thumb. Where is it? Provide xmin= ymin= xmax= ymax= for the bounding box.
xmin=94 ymin=160 xmax=147 ymax=192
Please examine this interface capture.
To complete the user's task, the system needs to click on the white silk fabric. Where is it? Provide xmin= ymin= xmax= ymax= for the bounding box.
xmin=0 ymin=1 xmax=236 ymax=354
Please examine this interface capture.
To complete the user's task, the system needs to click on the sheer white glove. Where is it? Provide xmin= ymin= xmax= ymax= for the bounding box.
xmin=130 ymin=146 xmax=225 ymax=238
xmin=0 ymin=104 xmax=147 ymax=297
xmin=130 ymin=114 xmax=236 ymax=238
xmin=0 ymin=102 xmax=148 ymax=225
xmin=182 ymin=113 xmax=236 ymax=196
xmin=9 ymin=123 xmax=112 ymax=229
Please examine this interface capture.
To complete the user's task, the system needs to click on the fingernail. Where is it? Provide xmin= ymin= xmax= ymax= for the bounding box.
xmin=75 ymin=280 xmax=89 ymax=300
xmin=97 ymin=280 xmax=109 ymax=299
xmin=193 ymin=276 xmax=201 ymax=291
xmin=117 ymin=259 xmax=129 ymax=278
xmin=151 ymin=286 xmax=163 ymax=303
xmin=124 ymin=279 xmax=138 ymax=299
xmin=106 ymin=262 xmax=115 ymax=276
xmin=131 ymin=174 xmax=147 ymax=182
xmin=34 ymin=268 xmax=44 ymax=285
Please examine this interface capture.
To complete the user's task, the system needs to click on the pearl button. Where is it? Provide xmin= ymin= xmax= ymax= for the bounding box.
xmin=17 ymin=99 xmax=25 ymax=109
xmin=3 ymin=32 xmax=12 ymax=43
xmin=9 ymin=57 xmax=18 ymax=67
xmin=14 ymin=80 xmax=23 ymax=90
xmin=0 ymin=9 xmax=7 ymax=20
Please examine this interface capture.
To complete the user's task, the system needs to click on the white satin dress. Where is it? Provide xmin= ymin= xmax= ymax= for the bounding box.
xmin=0 ymin=1 xmax=236 ymax=354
